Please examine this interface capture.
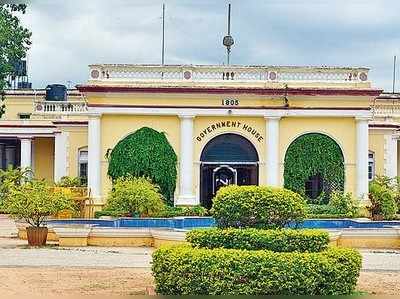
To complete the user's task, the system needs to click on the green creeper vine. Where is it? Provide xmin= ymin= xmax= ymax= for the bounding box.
xmin=283 ymin=133 xmax=344 ymax=203
xmin=107 ymin=127 xmax=177 ymax=205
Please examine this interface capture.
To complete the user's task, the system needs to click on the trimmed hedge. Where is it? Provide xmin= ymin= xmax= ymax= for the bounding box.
xmin=186 ymin=228 xmax=329 ymax=252
xmin=152 ymin=245 xmax=362 ymax=295
xmin=212 ymin=185 xmax=307 ymax=229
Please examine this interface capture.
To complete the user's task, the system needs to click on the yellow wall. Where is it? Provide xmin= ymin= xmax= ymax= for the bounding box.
xmin=369 ymin=131 xmax=385 ymax=176
xmin=88 ymin=93 xmax=372 ymax=109
xmin=34 ymin=137 xmax=54 ymax=181
xmin=279 ymin=117 xmax=356 ymax=194
xmin=3 ymin=98 xmax=34 ymax=119
xmin=193 ymin=116 xmax=266 ymax=199
xmin=100 ymin=115 xmax=180 ymax=200
xmin=98 ymin=113 xmax=358 ymax=202
xmin=64 ymin=127 xmax=88 ymax=178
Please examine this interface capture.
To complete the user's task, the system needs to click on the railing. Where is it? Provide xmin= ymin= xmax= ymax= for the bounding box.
xmin=373 ymin=103 xmax=400 ymax=118
xmin=88 ymin=64 xmax=370 ymax=84
xmin=34 ymin=101 xmax=88 ymax=114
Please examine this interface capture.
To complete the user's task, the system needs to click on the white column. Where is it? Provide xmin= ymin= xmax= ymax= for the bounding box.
xmin=265 ymin=116 xmax=281 ymax=186
xmin=176 ymin=114 xmax=197 ymax=205
xmin=20 ymin=138 xmax=32 ymax=169
xmin=54 ymin=131 xmax=68 ymax=182
xmin=88 ymin=115 xmax=101 ymax=198
xmin=385 ymin=134 xmax=398 ymax=178
xmin=356 ymin=118 xmax=369 ymax=200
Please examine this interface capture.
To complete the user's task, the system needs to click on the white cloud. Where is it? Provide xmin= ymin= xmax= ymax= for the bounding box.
xmin=18 ymin=0 xmax=400 ymax=91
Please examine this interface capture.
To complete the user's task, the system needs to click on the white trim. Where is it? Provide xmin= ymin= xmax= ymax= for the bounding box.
xmin=88 ymin=115 xmax=101 ymax=198
xmin=356 ymin=118 xmax=369 ymax=200
xmin=20 ymin=138 xmax=32 ymax=169
xmin=265 ymin=116 xmax=280 ymax=186
xmin=176 ymin=116 xmax=197 ymax=206
xmin=88 ymin=106 xmax=372 ymax=118
xmin=0 ymin=127 xmax=56 ymax=135
xmin=384 ymin=134 xmax=398 ymax=178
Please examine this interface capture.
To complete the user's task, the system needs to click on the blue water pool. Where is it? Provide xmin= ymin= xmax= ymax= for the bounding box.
xmin=47 ymin=217 xmax=400 ymax=230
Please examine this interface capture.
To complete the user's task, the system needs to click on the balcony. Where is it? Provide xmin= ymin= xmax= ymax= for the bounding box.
xmin=34 ymin=100 xmax=88 ymax=115
xmin=87 ymin=64 xmax=371 ymax=86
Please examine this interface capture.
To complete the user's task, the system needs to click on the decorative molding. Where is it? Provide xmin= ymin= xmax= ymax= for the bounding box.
xmin=87 ymin=105 xmax=372 ymax=118
xmin=78 ymin=85 xmax=382 ymax=97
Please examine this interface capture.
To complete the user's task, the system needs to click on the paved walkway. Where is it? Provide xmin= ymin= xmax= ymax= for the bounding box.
xmin=0 ymin=214 xmax=399 ymax=271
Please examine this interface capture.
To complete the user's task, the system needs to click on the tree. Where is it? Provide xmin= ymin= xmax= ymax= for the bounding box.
xmin=107 ymin=127 xmax=178 ymax=205
xmin=0 ymin=4 xmax=32 ymax=117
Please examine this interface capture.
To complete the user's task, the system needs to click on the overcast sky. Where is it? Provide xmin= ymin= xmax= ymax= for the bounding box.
xmin=19 ymin=0 xmax=400 ymax=91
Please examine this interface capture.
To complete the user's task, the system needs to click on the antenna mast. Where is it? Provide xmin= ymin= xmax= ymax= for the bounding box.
xmin=393 ymin=55 xmax=397 ymax=94
xmin=162 ymin=3 xmax=166 ymax=66
xmin=223 ymin=4 xmax=234 ymax=65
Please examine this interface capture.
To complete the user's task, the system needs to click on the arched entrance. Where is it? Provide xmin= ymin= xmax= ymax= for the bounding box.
xmin=283 ymin=133 xmax=345 ymax=203
xmin=200 ymin=133 xmax=259 ymax=208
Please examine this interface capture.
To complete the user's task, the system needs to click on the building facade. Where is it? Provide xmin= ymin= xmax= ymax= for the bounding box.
xmin=2 ymin=64 xmax=399 ymax=209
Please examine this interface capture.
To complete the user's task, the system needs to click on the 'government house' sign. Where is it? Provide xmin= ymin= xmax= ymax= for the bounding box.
xmin=196 ymin=121 xmax=264 ymax=143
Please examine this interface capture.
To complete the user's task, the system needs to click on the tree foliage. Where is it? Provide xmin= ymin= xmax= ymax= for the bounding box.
xmin=284 ymin=133 xmax=345 ymax=202
xmin=0 ymin=4 xmax=31 ymax=117
xmin=107 ymin=127 xmax=177 ymax=205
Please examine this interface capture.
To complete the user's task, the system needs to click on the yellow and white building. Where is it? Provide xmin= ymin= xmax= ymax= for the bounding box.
xmin=1 ymin=64 xmax=399 ymax=209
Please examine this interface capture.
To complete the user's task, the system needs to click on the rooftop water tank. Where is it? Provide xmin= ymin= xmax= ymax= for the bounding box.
xmin=45 ymin=84 xmax=67 ymax=101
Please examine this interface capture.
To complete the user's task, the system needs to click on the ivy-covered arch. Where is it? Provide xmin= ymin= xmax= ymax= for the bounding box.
xmin=283 ymin=133 xmax=345 ymax=202
xmin=107 ymin=127 xmax=177 ymax=205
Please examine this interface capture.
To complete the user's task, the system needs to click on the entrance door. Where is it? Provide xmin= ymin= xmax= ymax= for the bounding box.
xmin=213 ymin=165 xmax=237 ymax=194
xmin=199 ymin=133 xmax=259 ymax=209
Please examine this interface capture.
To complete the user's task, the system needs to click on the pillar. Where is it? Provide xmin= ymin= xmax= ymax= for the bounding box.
xmin=265 ymin=117 xmax=281 ymax=186
xmin=356 ymin=117 xmax=369 ymax=200
xmin=88 ymin=115 xmax=101 ymax=198
xmin=176 ymin=114 xmax=197 ymax=205
xmin=20 ymin=138 xmax=32 ymax=169
xmin=385 ymin=134 xmax=398 ymax=178
xmin=54 ymin=131 xmax=68 ymax=182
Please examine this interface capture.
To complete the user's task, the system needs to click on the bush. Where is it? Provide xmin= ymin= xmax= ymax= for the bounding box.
xmin=329 ymin=192 xmax=359 ymax=217
xmin=211 ymin=185 xmax=307 ymax=229
xmin=0 ymin=167 xmax=32 ymax=209
xmin=106 ymin=176 xmax=164 ymax=217
xmin=187 ymin=228 xmax=329 ymax=252
xmin=94 ymin=209 xmax=126 ymax=218
xmin=369 ymin=179 xmax=397 ymax=220
xmin=152 ymin=245 xmax=362 ymax=295
xmin=155 ymin=205 xmax=208 ymax=218
xmin=2 ymin=180 xmax=74 ymax=227
xmin=55 ymin=176 xmax=86 ymax=187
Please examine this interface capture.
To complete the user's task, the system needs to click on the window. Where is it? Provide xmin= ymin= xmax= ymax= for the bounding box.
xmin=368 ymin=151 xmax=375 ymax=181
xmin=305 ymin=174 xmax=323 ymax=200
xmin=78 ymin=147 xmax=88 ymax=185
xmin=18 ymin=113 xmax=31 ymax=119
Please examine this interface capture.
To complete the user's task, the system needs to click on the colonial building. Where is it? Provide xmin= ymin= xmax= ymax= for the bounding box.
xmin=1 ymin=64 xmax=398 ymax=209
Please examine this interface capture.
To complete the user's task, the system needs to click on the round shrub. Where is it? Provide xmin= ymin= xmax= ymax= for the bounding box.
xmin=211 ymin=185 xmax=307 ymax=229
xmin=186 ymin=228 xmax=329 ymax=252
xmin=152 ymin=245 xmax=362 ymax=295
xmin=106 ymin=176 xmax=164 ymax=217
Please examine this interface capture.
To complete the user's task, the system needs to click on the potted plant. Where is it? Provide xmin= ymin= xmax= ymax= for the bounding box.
xmin=2 ymin=179 xmax=74 ymax=246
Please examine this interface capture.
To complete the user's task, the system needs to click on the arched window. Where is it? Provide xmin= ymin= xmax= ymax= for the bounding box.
xmin=78 ymin=147 xmax=88 ymax=185
xmin=368 ymin=151 xmax=375 ymax=181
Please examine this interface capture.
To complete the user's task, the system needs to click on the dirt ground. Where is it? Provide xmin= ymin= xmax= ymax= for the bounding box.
xmin=0 ymin=267 xmax=398 ymax=296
